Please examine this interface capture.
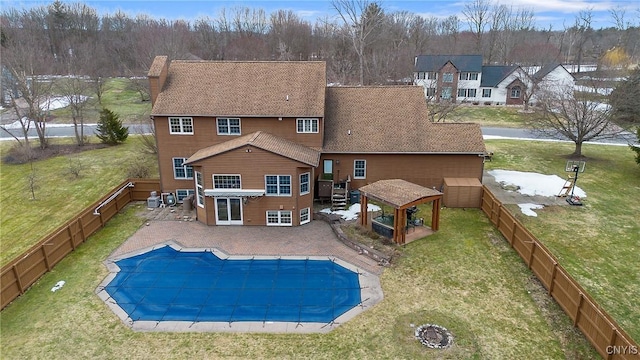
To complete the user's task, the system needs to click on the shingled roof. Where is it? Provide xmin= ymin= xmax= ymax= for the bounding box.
xmin=185 ymin=131 xmax=321 ymax=167
xmin=323 ymin=86 xmax=485 ymax=154
xmin=415 ymin=55 xmax=483 ymax=72
xmin=151 ymin=60 xmax=326 ymax=117
xmin=359 ymin=179 xmax=442 ymax=208
xmin=480 ymin=65 xmax=519 ymax=87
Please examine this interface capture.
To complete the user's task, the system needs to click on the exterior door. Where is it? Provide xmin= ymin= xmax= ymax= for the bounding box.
xmin=215 ymin=198 xmax=243 ymax=225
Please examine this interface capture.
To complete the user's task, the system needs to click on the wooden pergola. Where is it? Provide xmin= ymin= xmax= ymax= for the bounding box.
xmin=359 ymin=179 xmax=443 ymax=245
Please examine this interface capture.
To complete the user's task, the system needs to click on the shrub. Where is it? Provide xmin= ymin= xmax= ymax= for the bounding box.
xmin=96 ymin=108 xmax=128 ymax=145
xmin=126 ymin=154 xmax=153 ymax=178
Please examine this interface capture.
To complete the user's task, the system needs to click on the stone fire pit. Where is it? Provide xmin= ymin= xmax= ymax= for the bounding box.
xmin=415 ymin=324 xmax=453 ymax=349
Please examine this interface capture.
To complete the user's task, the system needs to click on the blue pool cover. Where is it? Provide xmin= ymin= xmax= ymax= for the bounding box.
xmin=105 ymin=246 xmax=362 ymax=323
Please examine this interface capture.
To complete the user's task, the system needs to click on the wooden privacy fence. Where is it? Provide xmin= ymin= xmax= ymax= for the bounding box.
xmin=0 ymin=179 xmax=160 ymax=310
xmin=482 ymin=186 xmax=638 ymax=360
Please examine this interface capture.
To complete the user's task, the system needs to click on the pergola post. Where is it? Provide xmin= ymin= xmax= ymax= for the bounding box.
xmin=432 ymin=197 xmax=440 ymax=231
xmin=360 ymin=194 xmax=368 ymax=227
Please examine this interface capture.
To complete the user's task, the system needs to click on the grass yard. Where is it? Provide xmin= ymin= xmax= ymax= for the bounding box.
xmin=0 ymin=204 xmax=599 ymax=359
xmin=0 ymin=137 xmax=158 ymax=266
xmin=484 ymin=139 xmax=640 ymax=343
xmin=49 ymin=78 xmax=151 ymax=124
xmin=448 ymin=105 xmax=531 ymax=127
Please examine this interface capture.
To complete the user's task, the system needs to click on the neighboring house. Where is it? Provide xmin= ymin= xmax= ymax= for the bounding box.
xmin=414 ymin=55 xmax=575 ymax=105
xmin=533 ymin=63 xmax=575 ymax=95
xmin=148 ymin=56 xmax=486 ymax=227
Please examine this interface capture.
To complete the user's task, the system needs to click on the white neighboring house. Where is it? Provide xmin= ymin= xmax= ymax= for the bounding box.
xmin=532 ymin=63 xmax=575 ymax=101
xmin=414 ymin=55 xmax=575 ymax=106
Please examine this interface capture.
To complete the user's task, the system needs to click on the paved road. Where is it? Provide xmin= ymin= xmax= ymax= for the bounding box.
xmin=1 ymin=123 xmax=635 ymax=145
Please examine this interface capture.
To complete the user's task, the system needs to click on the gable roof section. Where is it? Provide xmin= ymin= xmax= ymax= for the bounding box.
xmin=323 ymin=86 xmax=485 ymax=154
xmin=534 ymin=63 xmax=573 ymax=80
xmin=185 ymin=131 xmax=321 ymax=167
xmin=151 ymin=61 xmax=326 ymax=117
xmin=359 ymin=179 xmax=442 ymax=208
xmin=415 ymin=55 xmax=483 ymax=72
xmin=480 ymin=65 xmax=518 ymax=87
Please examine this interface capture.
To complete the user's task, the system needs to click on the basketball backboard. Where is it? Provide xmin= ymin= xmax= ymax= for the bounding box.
xmin=565 ymin=160 xmax=586 ymax=173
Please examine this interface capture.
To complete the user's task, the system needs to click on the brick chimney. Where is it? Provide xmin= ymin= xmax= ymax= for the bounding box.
xmin=148 ymin=56 xmax=169 ymax=106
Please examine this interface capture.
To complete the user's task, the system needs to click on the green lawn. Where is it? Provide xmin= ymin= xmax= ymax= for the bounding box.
xmin=0 ymin=137 xmax=158 ymax=266
xmin=448 ymin=105 xmax=531 ymax=127
xmin=484 ymin=139 xmax=640 ymax=343
xmin=49 ymin=78 xmax=151 ymax=124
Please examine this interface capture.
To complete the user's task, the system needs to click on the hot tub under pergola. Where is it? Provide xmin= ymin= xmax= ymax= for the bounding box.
xmin=359 ymin=179 xmax=443 ymax=245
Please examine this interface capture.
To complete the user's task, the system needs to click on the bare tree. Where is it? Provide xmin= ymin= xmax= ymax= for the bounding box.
xmin=331 ymin=0 xmax=386 ymax=85
xmin=462 ymin=0 xmax=490 ymax=54
xmin=572 ymin=9 xmax=594 ymax=73
xmin=56 ymin=76 xmax=90 ymax=145
xmin=1 ymin=7 xmax=55 ymax=149
xmin=529 ymin=89 xmax=623 ymax=157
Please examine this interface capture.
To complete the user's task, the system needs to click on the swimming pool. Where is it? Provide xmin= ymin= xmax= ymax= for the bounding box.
xmin=98 ymin=243 xmax=378 ymax=332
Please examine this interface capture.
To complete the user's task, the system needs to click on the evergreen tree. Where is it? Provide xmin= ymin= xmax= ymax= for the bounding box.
xmin=96 ymin=108 xmax=128 ymax=145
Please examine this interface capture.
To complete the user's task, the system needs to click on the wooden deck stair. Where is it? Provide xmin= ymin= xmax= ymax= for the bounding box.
xmin=331 ymin=192 xmax=347 ymax=211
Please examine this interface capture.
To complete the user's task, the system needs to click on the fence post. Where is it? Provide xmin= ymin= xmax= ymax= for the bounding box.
xmin=528 ymin=241 xmax=536 ymax=269
xmin=510 ymin=221 xmax=517 ymax=246
xmin=574 ymin=292 xmax=584 ymax=326
xmin=41 ymin=245 xmax=51 ymax=271
xmin=78 ymin=217 xmax=86 ymax=242
xmin=548 ymin=262 xmax=557 ymax=296
xmin=12 ymin=265 xmax=23 ymax=294
xmin=607 ymin=329 xmax=617 ymax=360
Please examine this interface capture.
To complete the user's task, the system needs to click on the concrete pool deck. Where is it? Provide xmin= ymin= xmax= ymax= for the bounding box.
xmin=99 ymin=218 xmax=384 ymax=333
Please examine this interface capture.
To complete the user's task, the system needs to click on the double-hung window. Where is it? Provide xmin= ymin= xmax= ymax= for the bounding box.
xmin=427 ymin=72 xmax=437 ymax=80
xmin=195 ymin=171 xmax=204 ymax=207
xmin=169 ymin=117 xmax=193 ymax=134
xmin=173 ymin=158 xmax=193 ymax=179
xmin=510 ymin=86 xmax=521 ymax=99
xmin=265 ymin=175 xmax=291 ymax=196
xmin=217 ymin=118 xmax=241 ymax=135
xmin=300 ymin=172 xmax=310 ymax=195
xmin=296 ymin=118 xmax=319 ymax=133
xmin=459 ymin=72 xmax=478 ymax=80
xmin=266 ymin=210 xmax=292 ymax=226
xmin=300 ymin=208 xmax=310 ymax=225
xmin=213 ymin=175 xmax=241 ymax=189
xmin=442 ymin=73 xmax=454 ymax=83
xmin=482 ymin=89 xmax=492 ymax=98
xmin=354 ymin=160 xmax=366 ymax=179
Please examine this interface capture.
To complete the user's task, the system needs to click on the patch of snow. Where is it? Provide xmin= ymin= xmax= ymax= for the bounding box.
xmin=518 ymin=203 xmax=544 ymax=217
xmin=320 ymin=203 xmax=381 ymax=221
xmin=488 ymin=169 xmax=587 ymax=199
xmin=2 ymin=118 xmax=97 ymax=129
xmin=41 ymin=95 xmax=89 ymax=111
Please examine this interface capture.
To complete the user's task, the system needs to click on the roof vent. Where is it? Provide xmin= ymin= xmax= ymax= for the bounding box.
xmin=286 ymin=95 xmax=289 ymax=101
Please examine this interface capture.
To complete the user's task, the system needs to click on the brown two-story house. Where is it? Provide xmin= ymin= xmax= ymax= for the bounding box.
xmin=148 ymin=56 xmax=486 ymax=227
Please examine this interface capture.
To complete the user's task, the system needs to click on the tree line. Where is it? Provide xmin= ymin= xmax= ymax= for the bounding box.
xmin=1 ymin=0 xmax=639 ymax=85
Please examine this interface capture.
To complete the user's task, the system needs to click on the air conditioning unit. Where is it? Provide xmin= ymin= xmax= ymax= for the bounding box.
xmin=147 ymin=196 xmax=160 ymax=208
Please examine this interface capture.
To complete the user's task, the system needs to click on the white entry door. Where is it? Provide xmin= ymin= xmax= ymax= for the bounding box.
xmin=215 ymin=198 xmax=243 ymax=225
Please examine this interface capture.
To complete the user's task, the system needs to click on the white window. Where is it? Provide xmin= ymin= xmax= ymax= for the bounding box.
xmin=300 ymin=172 xmax=310 ymax=195
xmin=265 ymin=175 xmax=291 ymax=196
xmin=354 ymin=160 xmax=366 ymax=179
xmin=300 ymin=208 xmax=310 ymax=225
xmin=173 ymin=158 xmax=193 ymax=179
xmin=427 ymin=72 xmax=437 ymax=80
xmin=458 ymin=89 xmax=477 ymax=98
xmin=195 ymin=172 xmax=204 ymax=207
xmin=169 ymin=117 xmax=193 ymax=134
xmin=459 ymin=72 xmax=478 ymax=80
xmin=176 ymin=189 xmax=195 ymax=202
xmin=443 ymin=73 xmax=454 ymax=83
xmin=482 ymin=89 xmax=492 ymax=98
xmin=266 ymin=210 xmax=292 ymax=226
xmin=296 ymin=118 xmax=319 ymax=133
xmin=417 ymin=72 xmax=425 ymax=80
xmin=213 ymin=175 xmax=241 ymax=189
xmin=425 ymin=87 xmax=436 ymax=97
xmin=217 ymin=118 xmax=241 ymax=135
xmin=510 ymin=86 xmax=521 ymax=99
